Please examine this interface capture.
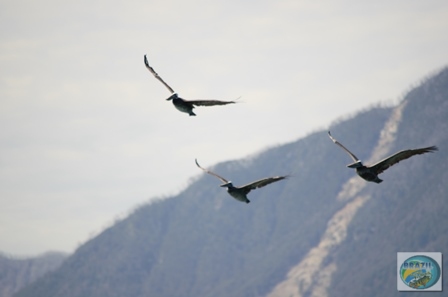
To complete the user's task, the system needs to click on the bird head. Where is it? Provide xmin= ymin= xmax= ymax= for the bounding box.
xmin=220 ymin=182 xmax=233 ymax=188
xmin=166 ymin=93 xmax=178 ymax=101
xmin=347 ymin=161 xmax=363 ymax=168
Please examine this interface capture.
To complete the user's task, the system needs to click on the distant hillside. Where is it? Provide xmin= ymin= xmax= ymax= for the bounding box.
xmin=0 ymin=252 xmax=67 ymax=297
xmin=268 ymin=67 xmax=448 ymax=297
xmin=14 ymin=67 xmax=448 ymax=297
xmin=325 ymin=66 xmax=448 ymax=297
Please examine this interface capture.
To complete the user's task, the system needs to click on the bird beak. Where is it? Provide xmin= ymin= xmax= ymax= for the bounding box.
xmin=347 ymin=161 xmax=362 ymax=168
xmin=166 ymin=93 xmax=177 ymax=101
xmin=220 ymin=182 xmax=232 ymax=187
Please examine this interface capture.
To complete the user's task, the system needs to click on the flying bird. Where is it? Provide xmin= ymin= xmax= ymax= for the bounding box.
xmin=195 ymin=159 xmax=288 ymax=203
xmin=144 ymin=55 xmax=236 ymax=116
xmin=327 ymin=131 xmax=438 ymax=183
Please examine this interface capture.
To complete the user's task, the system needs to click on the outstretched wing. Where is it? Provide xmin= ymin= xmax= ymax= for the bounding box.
xmin=195 ymin=159 xmax=229 ymax=184
xmin=328 ymin=131 xmax=360 ymax=162
xmin=370 ymin=146 xmax=438 ymax=174
xmin=144 ymin=55 xmax=175 ymax=94
xmin=186 ymin=99 xmax=236 ymax=107
xmin=240 ymin=176 xmax=288 ymax=194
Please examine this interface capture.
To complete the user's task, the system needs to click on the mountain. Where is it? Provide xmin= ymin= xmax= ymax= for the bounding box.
xmin=14 ymin=67 xmax=448 ymax=297
xmin=0 ymin=252 xmax=67 ymax=297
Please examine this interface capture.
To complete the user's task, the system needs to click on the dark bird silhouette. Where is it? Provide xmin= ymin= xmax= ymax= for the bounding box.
xmin=195 ymin=159 xmax=288 ymax=203
xmin=328 ymin=131 xmax=438 ymax=183
xmin=144 ymin=55 xmax=236 ymax=116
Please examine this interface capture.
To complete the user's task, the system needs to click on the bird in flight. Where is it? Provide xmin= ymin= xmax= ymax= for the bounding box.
xmin=144 ymin=55 xmax=236 ymax=116
xmin=195 ymin=159 xmax=288 ymax=203
xmin=327 ymin=131 xmax=438 ymax=183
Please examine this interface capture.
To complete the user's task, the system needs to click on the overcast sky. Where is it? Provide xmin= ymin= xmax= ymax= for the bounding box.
xmin=1 ymin=0 xmax=447 ymax=256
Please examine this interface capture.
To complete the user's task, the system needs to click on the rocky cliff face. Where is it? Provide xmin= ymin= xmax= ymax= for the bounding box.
xmin=268 ymin=100 xmax=408 ymax=297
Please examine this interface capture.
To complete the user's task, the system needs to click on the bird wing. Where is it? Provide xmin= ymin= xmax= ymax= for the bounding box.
xmin=195 ymin=159 xmax=229 ymax=184
xmin=144 ymin=55 xmax=175 ymax=94
xmin=370 ymin=146 xmax=438 ymax=174
xmin=186 ymin=99 xmax=236 ymax=106
xmin=328 ymin=131 xmax=360 ymax=162
xmin=240 ymin=176 xmax=288 ymax=194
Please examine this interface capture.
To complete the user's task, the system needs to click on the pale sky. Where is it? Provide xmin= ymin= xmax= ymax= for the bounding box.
xmin=1 ymin=0 xmax=447 ymax=256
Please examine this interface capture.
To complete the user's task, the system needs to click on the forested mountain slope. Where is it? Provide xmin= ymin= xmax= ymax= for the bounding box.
xmin=0 ymin=252 xmax=66 ymax=297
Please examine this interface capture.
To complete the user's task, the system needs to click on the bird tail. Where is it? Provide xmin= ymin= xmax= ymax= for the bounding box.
xmin=374 ymin=177 xmax=383 ymax=184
